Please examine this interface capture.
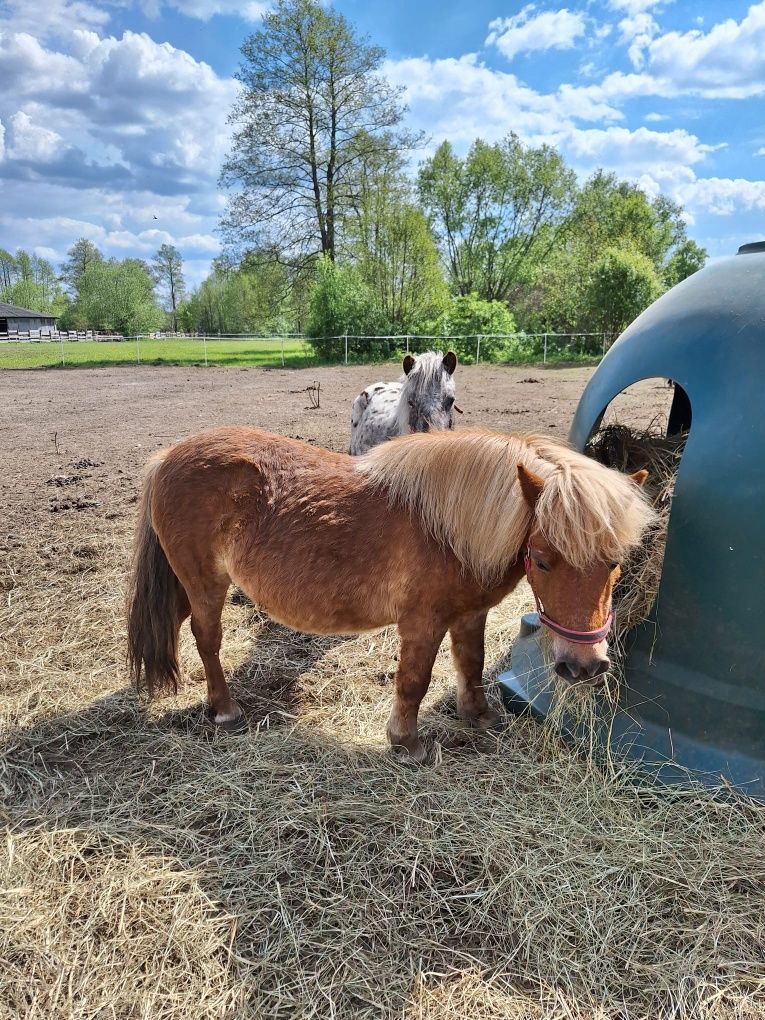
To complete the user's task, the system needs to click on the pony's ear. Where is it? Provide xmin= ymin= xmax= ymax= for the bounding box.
xmin=630 ymin=469 xmax=649 ymax=488
xmin=517 ymin=463 xmax=545 ymax=508
xmin=442 ymin=351 xmax=457 ymax=375
xmin=403 ymin=354 xmax=416 ymax=375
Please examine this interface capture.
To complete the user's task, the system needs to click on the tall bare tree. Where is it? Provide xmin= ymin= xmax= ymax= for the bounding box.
xmin=220 ymin=0 xmax=419 ymax=266
xmin=151 ymin=244 xmax=186 ymax=331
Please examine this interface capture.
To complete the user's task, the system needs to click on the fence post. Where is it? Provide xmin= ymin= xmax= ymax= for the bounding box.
xmin=203 ymin=335 xmax=208 ymax=367
xmin=60 ymin=337 xmax=65 ymax=368
xmin=405 ymin=334 xmax=410 ymax=353
xmin=543 ymin=333 xmax=548 ymax=364
xmin=344 ymin=334 xmax=348 ymax=365
xmin=136 ymin=335 xmax=141 ymax=365
xmin=602 ymin=333 xmax=606 ymax=357
xmin=280 ymin=336 xmax=285 ymax=367
xmin=475 ymin=335 xmax=481 ymax=364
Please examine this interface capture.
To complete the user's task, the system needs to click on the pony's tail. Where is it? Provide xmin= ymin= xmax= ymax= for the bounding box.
xmin=127 ymin=452 xmax=186 ymax=697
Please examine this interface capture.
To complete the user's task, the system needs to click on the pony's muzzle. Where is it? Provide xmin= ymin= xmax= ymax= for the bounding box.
xmin=554 ymin=656 xmax=610 ymax=685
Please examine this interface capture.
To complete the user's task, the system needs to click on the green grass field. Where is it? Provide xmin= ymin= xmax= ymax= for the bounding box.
xmin=0 ymin=337 xmax=320 ymax=370
xmin=0 ymin=336 xmax=602 ymax=370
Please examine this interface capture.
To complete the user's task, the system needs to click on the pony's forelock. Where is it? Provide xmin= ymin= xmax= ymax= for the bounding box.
xmin=400 ymin=351 xmax=454 ymax=392
xmin=530 ymin=438 xmax=656 ymax=571
xmin=356 ymin=430 xmax=656 ymax=583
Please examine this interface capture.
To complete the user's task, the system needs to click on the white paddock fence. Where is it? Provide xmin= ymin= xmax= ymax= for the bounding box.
xmin=0 ymin=330 xmax=615 ymax=369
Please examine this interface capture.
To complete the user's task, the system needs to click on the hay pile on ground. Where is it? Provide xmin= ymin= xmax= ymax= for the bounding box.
xmin=2 ymin=517 xmax=765 ymax=1020
xmin=586 ymin=422 xmax=687 ymax=644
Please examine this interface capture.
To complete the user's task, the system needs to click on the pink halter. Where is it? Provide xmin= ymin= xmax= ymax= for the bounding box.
xmin=523 ymin=547 xmax=613 ymax=646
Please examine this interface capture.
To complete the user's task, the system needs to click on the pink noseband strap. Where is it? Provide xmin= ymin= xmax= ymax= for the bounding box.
xmin=523 ymin=548 xmax=613 ymax=645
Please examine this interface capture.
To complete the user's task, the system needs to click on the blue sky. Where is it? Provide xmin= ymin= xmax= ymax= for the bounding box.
xmin=2 ymin=0 xmax=765 ymax=287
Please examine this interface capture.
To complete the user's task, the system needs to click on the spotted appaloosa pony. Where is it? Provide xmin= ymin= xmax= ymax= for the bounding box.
xmin=127 ymin=428 xmax=653 ymax=762
xmin=349 ymin=351 xmax=459 ymax=455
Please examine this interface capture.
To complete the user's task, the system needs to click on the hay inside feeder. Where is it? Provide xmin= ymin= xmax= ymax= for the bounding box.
xmin=585 ymin=421 xmax=687 ymax=645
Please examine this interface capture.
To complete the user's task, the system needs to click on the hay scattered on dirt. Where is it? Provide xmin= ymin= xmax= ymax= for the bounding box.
xmin=2 ymin=515 xmax=765 ymax=1020
xmin=586 ymin=422 xmax=687 ymax=643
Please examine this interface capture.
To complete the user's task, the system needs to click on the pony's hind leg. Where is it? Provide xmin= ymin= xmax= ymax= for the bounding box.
xmin=450 ymin=611 xmax=500 ymax=729
xmin=387 ymin=623 xmax=447 ymax=763
xmin=186 ymin=576 xmax=242 ymax=727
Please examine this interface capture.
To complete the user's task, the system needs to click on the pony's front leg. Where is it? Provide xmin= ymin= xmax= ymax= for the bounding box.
xmin=450 ymin=611 xmax=500 ymax=729
xmin=387 ymin=624 xmax=447 ymax=763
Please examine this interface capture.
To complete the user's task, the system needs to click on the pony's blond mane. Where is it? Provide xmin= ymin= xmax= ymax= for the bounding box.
xmin=356 ymin=429 xmax=656 ymax=583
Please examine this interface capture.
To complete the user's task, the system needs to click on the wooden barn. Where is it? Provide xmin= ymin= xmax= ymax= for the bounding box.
xmin=0 ymin=301 xmax=57 ymax=335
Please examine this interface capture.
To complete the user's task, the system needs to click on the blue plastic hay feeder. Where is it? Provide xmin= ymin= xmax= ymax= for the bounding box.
xmin=498 ymin=243 xmax=765 ymax=799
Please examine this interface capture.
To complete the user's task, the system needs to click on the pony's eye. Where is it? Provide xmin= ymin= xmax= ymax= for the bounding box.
xmin=534 ymin=559 xmax=550 ymax=573
xmin=408 ymin=399 xmax=414 ymax=407
xmin=609 ymin=562 xmax=619 ymax=571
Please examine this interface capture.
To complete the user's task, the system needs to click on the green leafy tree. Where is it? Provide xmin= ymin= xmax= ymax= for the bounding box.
xmin=60 ymin=239 xmax=104 ymax=295
xmin=180 ymin=256 xmax=296 ymax=335
xmin=418 ymin=135 xmax=576 ymax=302
xmin=151 ymin=244 xmax=186 ymax=331
xmin=307 ymin=256 xmax=386 ymax=357
xmin=346 ymin=162 xmax=449 ymax=332
xmin=220 ymin=0 xmax=419 ymax=266
xmin=0 ymin=249 xmax=15 ymax=290
xmin=77 ymin=259 xmax=164 ymax=336
xmin=0 ymin=249 xmax=67 ymax=317
xmin=582 ymin=247 xmax=664 ymax=337
xmin=422 ymin=293 xmax=517 ymax=363
xmin=519 ymin=172 xmax=706 ymax=333
xmin=664 ymin=239 xmax=707 ymax=287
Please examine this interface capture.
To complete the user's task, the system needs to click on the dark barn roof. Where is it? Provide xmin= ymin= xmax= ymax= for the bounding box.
xmin=0 ymin=301 xmax=57 ymax=320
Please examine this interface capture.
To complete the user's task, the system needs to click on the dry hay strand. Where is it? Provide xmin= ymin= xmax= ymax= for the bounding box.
xmin=3 ymin=455 xmax=765 ymax=1020
xmin=586 ymin=422 xmax=687 ymax=644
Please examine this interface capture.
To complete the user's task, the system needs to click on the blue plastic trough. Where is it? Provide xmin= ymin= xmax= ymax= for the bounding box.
xmin=498 ymin=243 xmax=765 ymax=799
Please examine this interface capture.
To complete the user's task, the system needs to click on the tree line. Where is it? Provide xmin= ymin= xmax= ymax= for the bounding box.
xmin=214 ymin=0 xmax=707 ymax=361
xmin=2 ymin=0 xmax=707 ymax=360
xmin=0 ymin=241 xmax=185 ymax=337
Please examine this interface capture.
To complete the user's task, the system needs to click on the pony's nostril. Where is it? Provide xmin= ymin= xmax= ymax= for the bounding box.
xmin=555 ymin=659 xmax=582 ymax=681
xmin=588 ymin=658 xmax=610 ymax=678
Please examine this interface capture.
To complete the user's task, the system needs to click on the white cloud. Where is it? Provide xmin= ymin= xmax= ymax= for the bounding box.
xmin=0 ymin=10 xmax=232 ymax=279
xmin=486 ymin=6 xmax=586 ymax=61
xmin=609 ymin=0 xmax=667 ymax=13
xmin=0 ymin=30 xmax=88 ymax=100
xmin=756 ymin=147 xmax=765 ymax=157
xmin=8 ymin=112 xmax=63 ymax=162
xmin=152 ymin=0 xmax=268 ymax=20
xmin=0 ymin=28 xmax=237 ymax=190
xmin=559 ymin=124 xmax=714 ymax=186
xmin=644 ymin=111 xmax=668 ymax=122
xmin=3 ymin=0 xmax=267 ymax=36
xmin=177 ymin=232 xmax=221 ymax=252
xmin=642 ymin=2 xmax=765 ymax=98
xmin=617 ymin=12 xmax=659 ymax=67
xmin=678 ymin=177 xmax=765 ymax=216
xmin=1 ymin=0 xmax=109 ymax=39
xmin=384 ymin=54 xmax=622 ymax=151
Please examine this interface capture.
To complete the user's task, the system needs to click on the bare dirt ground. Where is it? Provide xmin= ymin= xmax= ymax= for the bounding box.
xmin=1 ymin=363 xmax=670 ymax=512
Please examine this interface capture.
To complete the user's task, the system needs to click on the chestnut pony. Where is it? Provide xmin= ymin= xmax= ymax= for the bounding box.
xmin=127 ymin=427 xmax=653 ymax=761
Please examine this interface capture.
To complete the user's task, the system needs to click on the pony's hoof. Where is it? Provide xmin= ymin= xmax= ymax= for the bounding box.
xmin=471 ymin=708 xmax=502 ymax=730
xmin=391 ymin=741 xmax=428 ymax=765
xmin=208 ymin=705 xmax=246 ymax=733
xmin=216 ymin=714 xmax=248 ymax=734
